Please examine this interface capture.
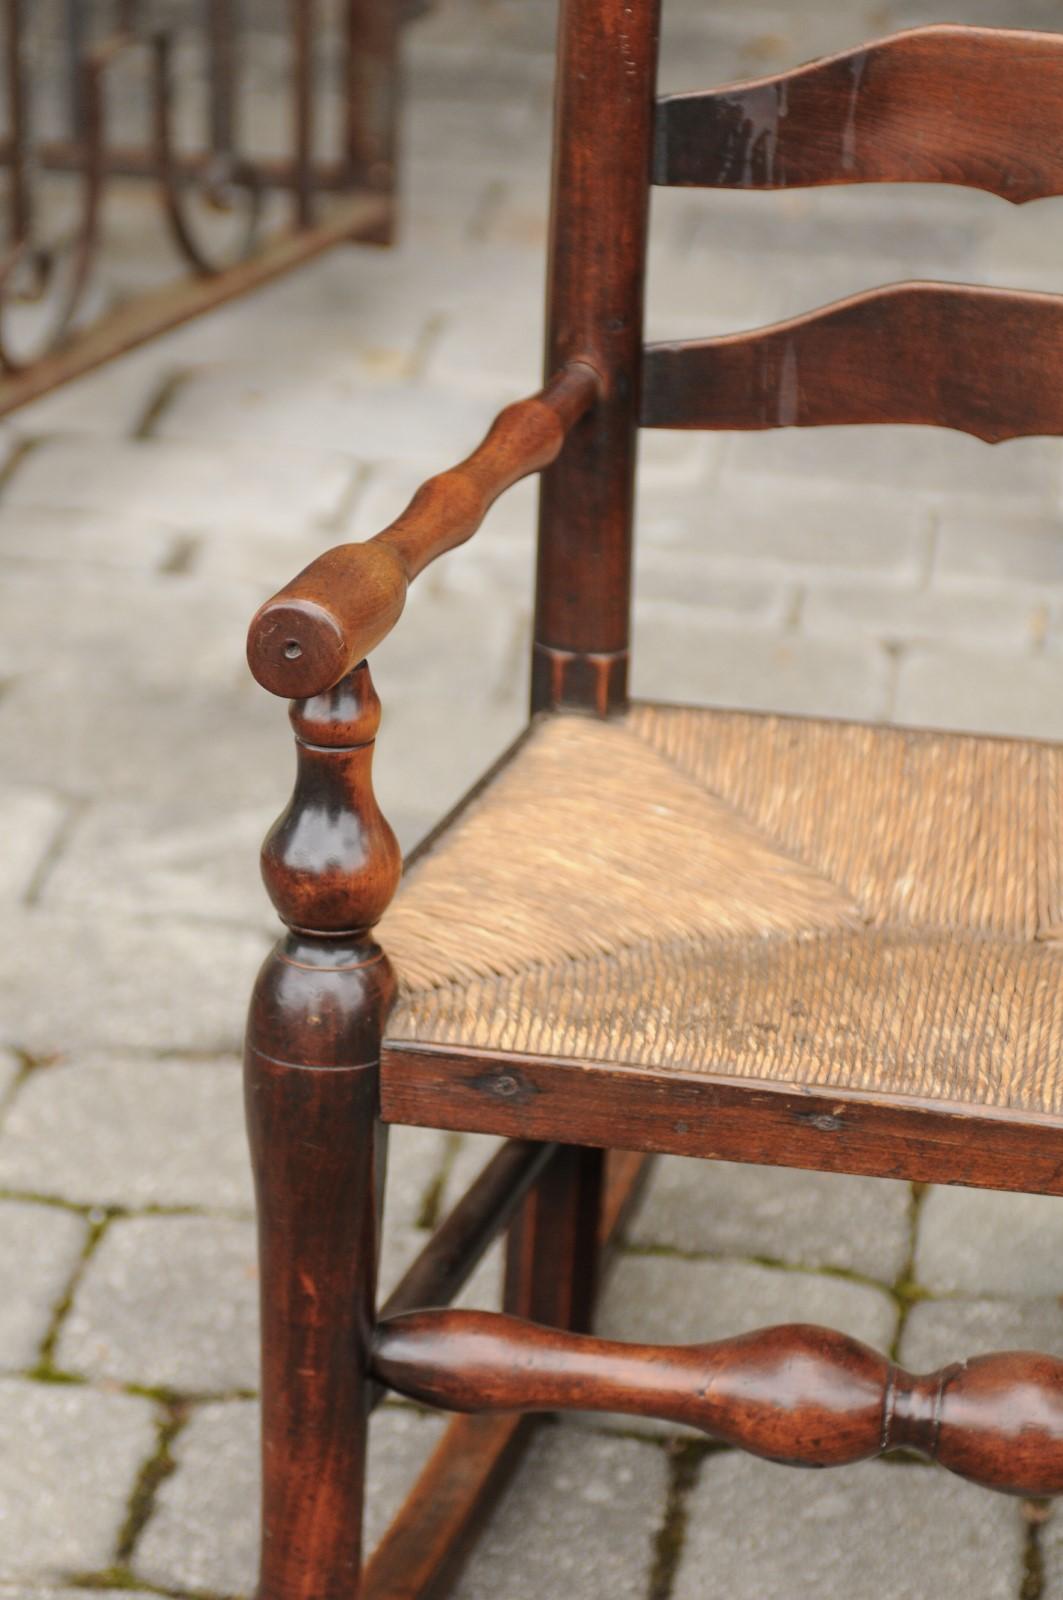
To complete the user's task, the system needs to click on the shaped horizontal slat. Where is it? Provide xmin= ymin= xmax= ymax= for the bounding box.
xmin=655 ymin=24 xmax=1063 ymax=202
xmin=640 ymin=282 xmax=1063 ymax=442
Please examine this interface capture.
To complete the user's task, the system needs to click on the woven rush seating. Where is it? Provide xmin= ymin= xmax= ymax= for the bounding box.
xmin=382 ymin=705 xmax=1063 ymax=1115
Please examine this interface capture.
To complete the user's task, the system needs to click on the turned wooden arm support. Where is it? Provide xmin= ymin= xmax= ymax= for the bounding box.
xmin=247 ymin=361 xmax=601 ymax=698
xmin=372 ymin=1309 xmax=1063 ymax=1497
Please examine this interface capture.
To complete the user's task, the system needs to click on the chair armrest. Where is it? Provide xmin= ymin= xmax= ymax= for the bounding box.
xmin=246 ymin=361 xmax=601 ymax=698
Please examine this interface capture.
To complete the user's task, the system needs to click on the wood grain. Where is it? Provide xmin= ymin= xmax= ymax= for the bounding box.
xmin=381 ymin=1041 xmax=1063 ymax=1198
xmin=247 ymin=362 xmax=599 ymax=699
xmin=261 ymin=663 xmax=402 ymax=936
xmin=641 ymin=282 xmax=1063 ymax=442
xmin=655 ymin=24 xmax=1063 ymax=202
xmin=531 ymin=0 xmax=661 ymax=711
xmin=372 ymin=1309 xmax=1063 ymax=1496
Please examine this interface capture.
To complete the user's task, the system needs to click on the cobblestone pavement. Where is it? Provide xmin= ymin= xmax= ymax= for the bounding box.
xmin=3 ymin=0 xmax=1063 ymax=1596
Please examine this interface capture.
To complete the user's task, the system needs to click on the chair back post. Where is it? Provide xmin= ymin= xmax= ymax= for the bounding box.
xmin=531 ymin=0 xmax=661 ymax=715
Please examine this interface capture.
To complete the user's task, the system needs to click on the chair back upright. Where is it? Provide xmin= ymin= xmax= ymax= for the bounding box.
xmin=531 ymin=10 xmax=1063 ymax=714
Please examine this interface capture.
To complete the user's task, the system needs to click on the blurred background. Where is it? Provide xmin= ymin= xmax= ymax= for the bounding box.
xmin=1 ymin=1 xmax=1063 ymax=1596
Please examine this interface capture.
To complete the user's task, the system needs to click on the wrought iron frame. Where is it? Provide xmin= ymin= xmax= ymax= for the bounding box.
xmin=0 ymin=0 xmax=397 ymax=414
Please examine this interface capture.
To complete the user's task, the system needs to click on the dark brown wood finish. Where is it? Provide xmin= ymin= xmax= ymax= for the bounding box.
xmin=641 ymin=282 xmax=1063 ymax=442
xmin=655 ymin=25 xmax=1063 ymax=201
xmin=380 ymin=1042 xmax=1063 ymax=1198
xmin=246 ymin=661 xmax=402 ymax=1600
xmin=531 ymin=0 xmax=661 ymax=713
xmin=247 ymin=363 xmax=600 ymax=701
xmin=504 ymin=1145 xmax=604 ymax=1332
xmin=372 ymin=1310 xmax=1063 ymax=1497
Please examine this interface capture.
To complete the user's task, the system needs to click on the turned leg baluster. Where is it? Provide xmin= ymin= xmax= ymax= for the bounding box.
xmin=372 ymin=1310 xmax=1063 ymax=1498
xmin=245 ymin=662 xmax=401 ymax=1600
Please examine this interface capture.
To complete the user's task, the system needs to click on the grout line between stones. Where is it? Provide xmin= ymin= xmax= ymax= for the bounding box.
xmin=887 ymin=1181 xmax=929 ymax=1362
xmin=21 ymin=794 xmax=90 ymax=909
xmin=1022 ymin=1498 xmax=1050 ymax=1600
xmin=30 ymin=1210 xmax=113 ymax=1381
xmin=0 ymin=434 xmax=42 ymax=504
xmin=132 ymin=371 xmax=195 ymax=441
xmin=646 ymin=1438 xmax=711 ymax=1600
xmin=115 ymin=1402 xmax=191 ymax=1567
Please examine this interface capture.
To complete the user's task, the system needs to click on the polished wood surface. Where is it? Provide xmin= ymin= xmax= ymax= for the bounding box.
xmin=247 ymin=362 xmax=599 ymax=700
xmin=655 ymin=25 xmax=1063 ymax=201
xmin=261 ymin=663 xmax=402 ymax=936
xmin=372 ymin=1310 xmax=1063 ymax=1497
xmin=531 ymin=0 xmax=661 ymax=712
xmin=641 ymin=282 xmax=1063 ymax=441
xmin=382 ymin=1041 xmax=1063 ymax=1198
xmin=247 ymin=660 xmax=403 ymax=1600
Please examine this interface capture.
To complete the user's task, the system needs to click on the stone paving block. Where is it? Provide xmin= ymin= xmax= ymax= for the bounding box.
xmin=724 ymin=424 xmax=1063 ymax=503
xmin=0 ymin=1378 xmax=156 ymax=1581
xmin=0 ymin=1054 xmax=18 ymax=1106
xmin=672 ymin=1453 xmax=1024 ymax=1600
xmin=802 ymin=582 xmax=1048 ymax=652
xmin=629 ymin=1158 xmax=912 ymax=1282
xmin=0 ymin=1589 xmax=154 ymax=1600
xmin=894 ymin=647 xmax=1063 ymax=740
xmin=915 ymin=1186 xmax=1063 ymax=1297
xmin=42 ymin=799 xmax=277 ymax=930
xmin=637 ymin=429 xmax=723 ymax=491
xmin=371 ymin=579 xmax=529 ymax=847
xmin=631 ymin=612 xmax=890 ymax=721
xmin=684 ymin=185 xmax=988 ymax=279
xmin=900 ymin=1297 xmax=1063 ymax=1372
xmin=0 ymin=567 xmax=257 ymax=711
xmin=3 ymin=436 xmax=354 ymax=537
xmin=600 ymin=1253 xmax=897 ymax=1352
xmin=56 ymin=1215 xmax=259 ymax=1394
xmin=156 ymin=365 xmax=522 ymax=464
xmin=9 ymin=337 xmax=184 ymax=441
xmin=452 ymin=1426 xmax=666 ymax=1600
xmin=637 ymin=474 xmax=930 ymax=583
xmin=0 ymin=786 xmax=63 ymax=904
xmin=0 ymin=910 xmax=268 ymax=1056
xmin=0 ymin=1058 xmax=252 ymax=1212
xmin=0 ymin=507 xmax=176 ymax=574
xmin=133 ymin=1399 xmax=448 ymax=1596
xmin=0 ymin=1203 xmax=88 ymax=1371
xmin=0 ymin=662 xmax=289 ymax=818
xmin=935 ymin=511 xmax=1063 ymax=589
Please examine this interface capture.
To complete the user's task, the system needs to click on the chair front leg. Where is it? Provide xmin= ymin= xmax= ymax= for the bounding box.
xmin=245 ymin=662 xmax=401 ymax=1600
xmin=246 ymin=1012 xmax=387 ymax=1600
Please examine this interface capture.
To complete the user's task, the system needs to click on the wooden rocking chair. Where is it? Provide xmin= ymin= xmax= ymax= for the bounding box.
xmin=243 ymin=9 xmax=1063 ymax=1597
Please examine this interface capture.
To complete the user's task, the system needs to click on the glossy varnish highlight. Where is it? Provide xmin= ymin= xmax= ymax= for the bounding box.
xmin=656 ymin=24 xmax=1063 ymax=201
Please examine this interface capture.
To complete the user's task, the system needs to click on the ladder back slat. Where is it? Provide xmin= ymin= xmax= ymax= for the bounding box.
xmin=655 ymin=24 xmax=1063 ymax=202
xmin=640 ymin=282 xmax=1063 ymax=443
